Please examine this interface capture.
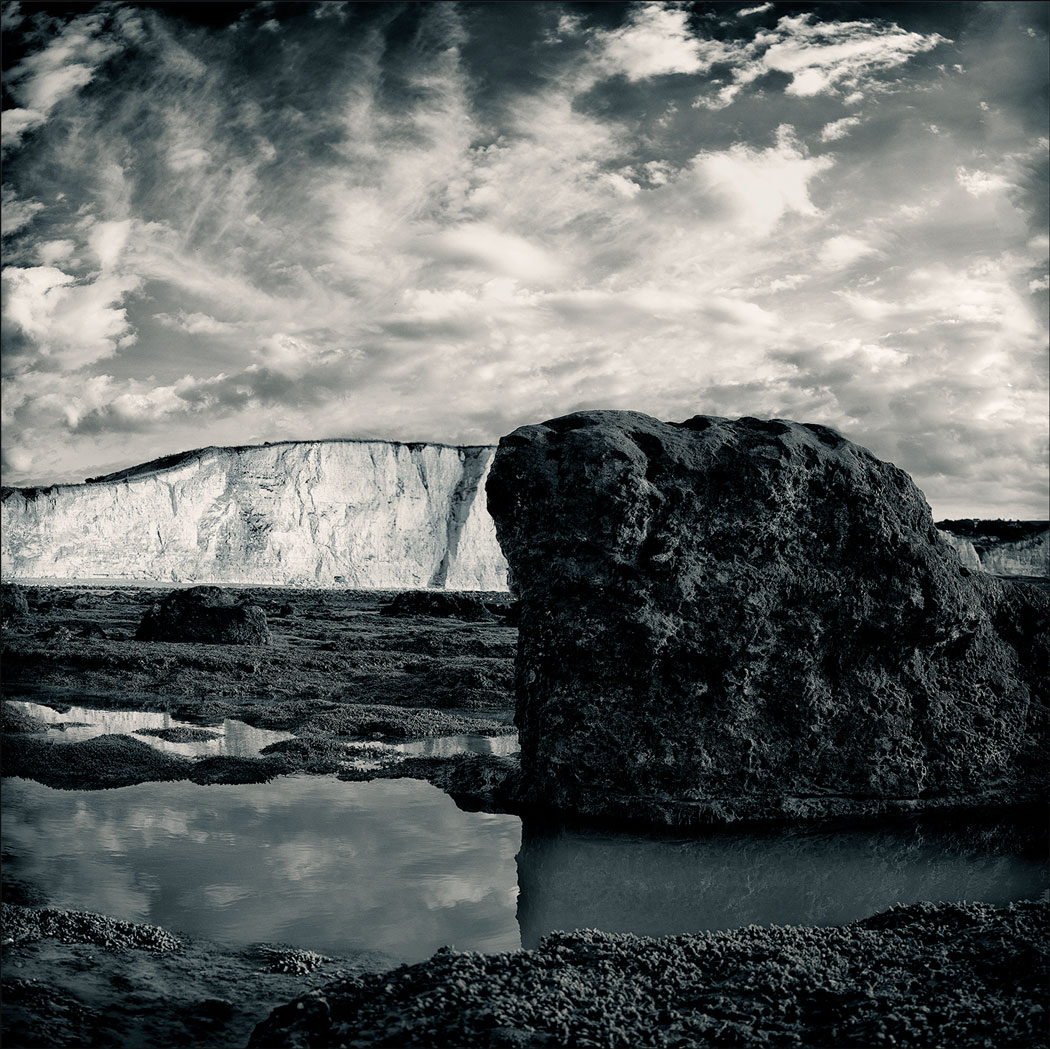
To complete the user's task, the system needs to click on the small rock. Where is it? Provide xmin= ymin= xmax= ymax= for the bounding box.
xmin=136 ymin=586 xmax=271 ymax=646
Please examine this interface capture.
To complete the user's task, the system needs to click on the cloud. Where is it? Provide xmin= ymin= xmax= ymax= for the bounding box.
xmin=759 ymin=14 xmax=948 ymax=98
xmin=0 ymin=2 xmax=1045 ymax=518
xmin=2 ymin=9 xmax=121 ymax=151
xmin=154 ymin=312 xmax=243 ymax=336
xmin=2 ymin=265 xmax=140 ymax=372
xmin=689 ymin=126 xmax=832 ymax=234
xmin=0 ymin=185 xmax=44 ymax=236
xmin=818 ymin=234 xmax=879 ymax=269
xmin=592 ymin=2 xmax=731 ymax=81
xmin=820 ymin=116 xmax=862 ymax=142
xmin=955 ymin=166 xmax=1012 ymax=197
xmin=696 ymin=12 xmax=948 ymax=108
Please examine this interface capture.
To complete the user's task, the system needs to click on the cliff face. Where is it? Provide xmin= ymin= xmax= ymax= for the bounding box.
xmin=936 ymin=521 xmax=1049 ymax=578
xmin=0 ymin=441 xmax=509 ymax=590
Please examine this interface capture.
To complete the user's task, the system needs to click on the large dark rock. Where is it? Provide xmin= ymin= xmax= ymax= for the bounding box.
xmin=485 ymin=411 xmax=1048 ymax=825
xmin=136 ymin=586 xmax=271 ymax=645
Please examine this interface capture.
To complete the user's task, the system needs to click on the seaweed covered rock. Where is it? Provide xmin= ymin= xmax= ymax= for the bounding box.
xmin=379 ymin=590 xmax=499 ymax=620
xmin=250 ymin=900 xmax=1049 ymax=1048
xmin=486 ymin=410 xmax=1048 ymax=825
xmin=136 ymin=586 xmax=271 ymax=645
xmin=1 ymin=583 xmax=29 ymax=619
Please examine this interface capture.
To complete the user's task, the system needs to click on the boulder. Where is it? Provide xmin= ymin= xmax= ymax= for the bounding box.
xmin=485 ymin=411 xmax=1048 ymax=825
xmin=136 ymin=586 xmax=271 ymax=645
xmin=1 ymin=583 xmax=29 ymax=619
xmin=379 ymin=590 xmax=497 ymax=620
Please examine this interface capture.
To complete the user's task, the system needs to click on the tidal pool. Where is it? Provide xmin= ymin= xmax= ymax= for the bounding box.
xmin=5 ymin=700 xmax=295 ymax=758
xmin=6 ymin=700 xmax=519 ymax=761
xmin=2 ymin=774 xmax=1044 ymax=964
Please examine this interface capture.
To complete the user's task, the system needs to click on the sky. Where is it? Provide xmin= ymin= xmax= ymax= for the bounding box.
xmin=1 ymin=0 xmax=1047 ymax=519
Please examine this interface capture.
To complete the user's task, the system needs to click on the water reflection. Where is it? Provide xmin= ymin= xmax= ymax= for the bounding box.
xmin=348 ymin=735 xmax=520 ymax=759
xmin=6 ymin=701 xmax=294 ymax=758
xmin=514 ymin=817 xmax=1048 ymax=949
xmin=8 ymin=701 xmax=519 ymax=761
xmin=2 ymin=776 xmax=522 ymax=963
xmin=2 ymin=774 xmax=1043 ymax=965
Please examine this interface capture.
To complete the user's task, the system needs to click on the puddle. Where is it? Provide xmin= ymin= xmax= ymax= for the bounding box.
xmin=1 ymin=774 xmax=1043 ymax=964
xmin=6 ymin=701 xmax=295 ymax=759
xmin=347 ymin=735 xmax=520 ymax=759
xmin=2 ymin=776 xmax=521 ymax=963
xmin=6 ymin=701 xmax=519 ymax=763
xmin=515 ymin=816 xmax=1048 ymax=949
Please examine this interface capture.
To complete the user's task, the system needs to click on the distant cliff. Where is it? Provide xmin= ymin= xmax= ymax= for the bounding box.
xmin=0 ymin=440 xmax=509 ymax=589
xmin=936 ymin=519 xmax=1049 ymax=578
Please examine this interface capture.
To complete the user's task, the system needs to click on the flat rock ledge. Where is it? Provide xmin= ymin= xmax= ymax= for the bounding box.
xmin=486 ymin=411 xmax=1049 ymax=826
xmin=250 ymin=899 xmax=1049 ymax=1049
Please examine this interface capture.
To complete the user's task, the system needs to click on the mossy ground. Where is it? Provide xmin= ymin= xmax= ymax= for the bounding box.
xmin=1 ymin=585 xmax=517 ymax=790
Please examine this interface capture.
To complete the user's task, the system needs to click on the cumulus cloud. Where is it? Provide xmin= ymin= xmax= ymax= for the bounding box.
xmin=2 ymin=266 xmax=139 ymax=372
xmin=689 ymin=126 xmax=832 ymax=234
xmin=592 ymin=2 xmax=731 ymax=81
xmin=818 ymin=235 xmax=880 ymax=269
xmin=820 ymin=116 xmax=862 ymax=142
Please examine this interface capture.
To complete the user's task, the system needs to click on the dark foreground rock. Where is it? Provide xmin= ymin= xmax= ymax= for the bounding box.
xmin=136 ymin=586 xmax=271 ymax=645
xmin=1 ymin=903 xmax=390 ymax=1049
xmin=486 ymin=411 xmax=1049 ymax=825
xmin=250 ymin=899 xmax=1048 ymax=1049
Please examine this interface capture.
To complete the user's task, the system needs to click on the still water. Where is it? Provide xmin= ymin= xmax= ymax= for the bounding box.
xmin=6 ymin=701 xmax=519 ymax=761
xmin=6 ymin=700 xmax=295 ymax=758
xmin=2 ymin=774 xmax=1044 ymax=963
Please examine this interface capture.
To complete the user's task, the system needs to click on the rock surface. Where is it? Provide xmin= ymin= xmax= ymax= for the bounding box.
xmin=486 ymin=411 xmax=1048 ymax=825
xmin=379 ymin=590 xmax=500 ymax=620
xmin=136 ymin=586 xmax=272 ymax=645
xmin=249 ymin=900 xmax=1049 ymax=1049
xmin=0 ymin=439 xmax=508 ymax=589
xmin=1 ymin=582 xmax=29 ymax=618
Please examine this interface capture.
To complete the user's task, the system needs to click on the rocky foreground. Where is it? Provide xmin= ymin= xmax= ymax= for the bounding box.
xmin=250 ymin=899 xmax=1048 ymax=1048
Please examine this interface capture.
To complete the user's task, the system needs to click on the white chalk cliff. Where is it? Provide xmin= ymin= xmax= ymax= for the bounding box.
xmin=937 ymin=526 xmax=1049 ymax=578
xmin=1 ymin=441 xmax=509 ymax=589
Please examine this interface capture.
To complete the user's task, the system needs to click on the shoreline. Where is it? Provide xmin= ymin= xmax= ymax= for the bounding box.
xmin=4 ymin=897 xmax=1046 ymax=1049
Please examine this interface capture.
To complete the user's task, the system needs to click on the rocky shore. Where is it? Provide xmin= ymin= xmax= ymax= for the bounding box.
xmin=249 ymin=899 xmax=1048 ymax=1048
xmin=1 ymin=903 xmax=392 ymax=1049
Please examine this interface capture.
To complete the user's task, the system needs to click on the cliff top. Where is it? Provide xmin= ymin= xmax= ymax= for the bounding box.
xmin=935 ymin=519 xmax=1049 ymax=541
xmin=1 ymin=437 xmax=497 ymax=498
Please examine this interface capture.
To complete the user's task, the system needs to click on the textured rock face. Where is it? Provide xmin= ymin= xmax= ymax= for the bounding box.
xmin=0 ymin=440 xmax=508 ymax=589
xmin=486 ymin=410 xmax=1048 ymax=825
xmin=136 ymin=586 xmax=272 ymax=645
